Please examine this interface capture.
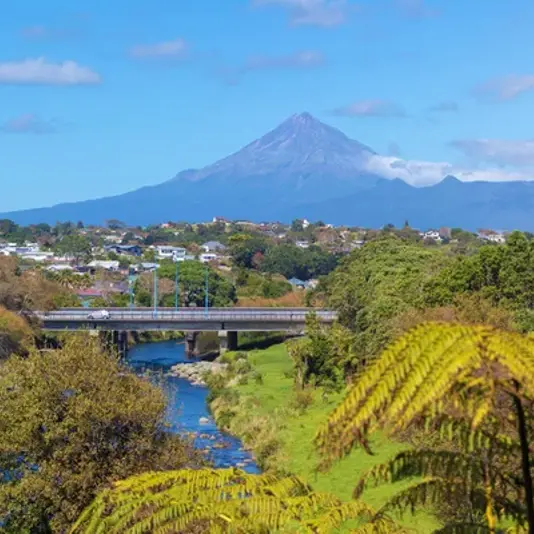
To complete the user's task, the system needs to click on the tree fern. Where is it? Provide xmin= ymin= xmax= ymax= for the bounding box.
xmin=71 ymin=468 xmax=403 ymax=533
xmin=315 ymin=322 xmax=534 ymax=533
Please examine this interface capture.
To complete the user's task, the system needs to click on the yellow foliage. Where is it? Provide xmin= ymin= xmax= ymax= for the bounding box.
xmin=316 ymin=322 xmax=534 ymax=465
xmin=71 ymin=468 xmax=403 ymax=533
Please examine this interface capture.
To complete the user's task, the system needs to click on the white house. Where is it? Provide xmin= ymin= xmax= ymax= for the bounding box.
xmin=421 ymin=230 xmax=442 ymax=243
xmin=295 ymin=240 xmax=310 ymax=249
xmin=87 ymin=260 xmax=120 ymax=271
xmin=156 ymin=246 xmax=186 ymax=260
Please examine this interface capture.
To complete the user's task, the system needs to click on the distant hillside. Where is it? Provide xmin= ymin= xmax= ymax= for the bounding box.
xmin=3 ymin=113 xmax=534 ymax=230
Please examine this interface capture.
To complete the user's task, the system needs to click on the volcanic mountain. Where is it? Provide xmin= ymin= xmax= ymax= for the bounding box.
xmin=3 ymin=112 xmax=534 ymax=229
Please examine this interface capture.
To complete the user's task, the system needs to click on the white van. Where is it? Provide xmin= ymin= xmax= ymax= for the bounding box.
xmin=87 ymin=310 xmax=110 ymax=320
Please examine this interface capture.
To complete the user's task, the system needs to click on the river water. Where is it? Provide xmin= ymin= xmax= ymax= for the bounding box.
xmin=126 ymin=340 xmax=260 ymax=473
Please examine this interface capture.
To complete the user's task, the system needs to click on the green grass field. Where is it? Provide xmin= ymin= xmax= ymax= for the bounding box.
xmin=232 ymin=343 xmax=441 ymax=533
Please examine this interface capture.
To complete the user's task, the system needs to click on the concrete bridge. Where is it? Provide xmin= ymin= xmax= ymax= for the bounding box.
xmin=35 ymin=307 xmax=337 ymax=357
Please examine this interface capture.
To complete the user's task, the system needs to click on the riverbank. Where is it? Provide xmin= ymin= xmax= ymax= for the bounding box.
xmin=207 ymin=343 xmax=440 ymax=532
xmin=125 ymin=340 xmax=259 ymax=473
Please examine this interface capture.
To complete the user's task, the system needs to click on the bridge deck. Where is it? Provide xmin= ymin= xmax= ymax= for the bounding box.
xmin=35 ymin=308 xmax=337 ymax=332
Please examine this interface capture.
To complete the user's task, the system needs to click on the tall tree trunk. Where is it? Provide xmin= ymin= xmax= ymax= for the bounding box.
xmin=512 ymin=385 xmax=534 ymax=533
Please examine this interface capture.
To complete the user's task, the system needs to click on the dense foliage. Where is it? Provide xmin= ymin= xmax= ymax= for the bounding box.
xmin=72 ymin=468 xmax=402 ymax=533
xmin=317 ymin=323 xmax=534 ymax=532
xmin=0 ymin=336 xmax=202 ymax=533
xmin=317 ymin=236 xmax=447 ymax=360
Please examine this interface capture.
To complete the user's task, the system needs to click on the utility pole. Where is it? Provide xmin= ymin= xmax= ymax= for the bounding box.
xmin=174 ymin=259 xmax=180 ymax=310
xmin=153 ymin=266 xmax=158 ymax=318
xmin=128 ymin=274 xmax=135 ymax=308
xmin=204 ymin=267 xmax=209 ymax=317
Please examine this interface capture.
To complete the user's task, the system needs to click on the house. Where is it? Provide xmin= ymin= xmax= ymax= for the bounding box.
xmin=202 ymin=241 xmax=227 ymax=253
xmin=104 ymin=244 xmax=143 ymax=257
xmin=133 ymin=262 xmax=159 ymax=272
xmin=478 ymin=230 xmax=506 ymax=244
xmin=301 ymin=219 xmax=310 ymax=229
xmin=200 ymin=253 xmax=217 ymax=263
xmin=421 ymin=230 xmax=442 ymax=243
xmin=87 ymin=260 xmax=120 ymax=271
xmin=295 ymin=240 xmax=310 ymax=249
xmin=212 ymin=216 xmax=229 ymax=224
xmin=156 ymin=246 xmax=186 ymax=260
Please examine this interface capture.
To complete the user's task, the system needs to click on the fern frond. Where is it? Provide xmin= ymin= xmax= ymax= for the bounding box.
xmin=71 ymin=468 xmax=396 ymax=533
xmin=316 ymin=323 xmax=534 ymax=467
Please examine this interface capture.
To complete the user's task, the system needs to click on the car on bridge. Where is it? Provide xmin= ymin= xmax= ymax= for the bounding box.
xmin=87 ymin=310 xmax=110 ymax=320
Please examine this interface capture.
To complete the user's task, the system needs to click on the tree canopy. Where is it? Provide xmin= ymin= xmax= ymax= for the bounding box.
xmin=0 ymin=335 xmax=202 ymax=532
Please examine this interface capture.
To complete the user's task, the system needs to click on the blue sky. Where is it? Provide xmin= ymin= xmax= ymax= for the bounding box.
xmin=2 ymin=0 xmax=534 ymax=211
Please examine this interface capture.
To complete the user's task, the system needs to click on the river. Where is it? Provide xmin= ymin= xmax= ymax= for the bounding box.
xmin=126 ymin=340 xmax=260 ymax=473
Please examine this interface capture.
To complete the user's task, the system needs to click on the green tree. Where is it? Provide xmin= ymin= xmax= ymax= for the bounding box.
xmin=0 ymin=336 xmax=202 ymax=532
xmin=55 ymin=234 xmax=92 ymax=264
xmin=72 ymin=468 xmax=402 ymax=534
xmin=316 ymin=323 xmax=534 ymax=533
xmin=320 ymin=236 xmax=447 ymax=360
xmin=157 ymin=261 xmax=237 ymax=307
xmin=229 ymin=234 xmax=268 ymax=269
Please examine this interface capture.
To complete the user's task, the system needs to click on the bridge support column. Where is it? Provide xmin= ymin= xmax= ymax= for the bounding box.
xmin=219 ymin=330 xmax=238 ymax=353
xmin=185 ymin=332 xmax=199 ymax=359
xmin=110 ymin=330 xmax=128 ymax=358
xmin=117 ymin=331 xmax=128 ymax=359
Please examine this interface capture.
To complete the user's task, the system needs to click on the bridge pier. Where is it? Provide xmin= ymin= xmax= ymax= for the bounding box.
xmin=116 ymin=330 xmax=128 ymax=359
xmin=185 ymin=332 xmax=199 ymax=359
xmin=218 ymin=330 xmax=238 ymax=353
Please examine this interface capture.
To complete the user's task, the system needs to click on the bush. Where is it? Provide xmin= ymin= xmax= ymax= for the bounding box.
xmin=0 ymin=335 xmax=201 ymax=533
xmin=291 ymin=388 xmax=315 ymax=414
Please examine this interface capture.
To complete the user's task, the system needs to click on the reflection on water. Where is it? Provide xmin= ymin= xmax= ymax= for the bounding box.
xmin=127 ymin=340 xmax=259 ymax=473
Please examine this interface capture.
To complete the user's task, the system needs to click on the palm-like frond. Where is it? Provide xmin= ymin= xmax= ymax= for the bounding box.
xmin=315 ymin=323 xmax=534 ymax=466
xmin=70 ymin=468 xmax=401 ymax=533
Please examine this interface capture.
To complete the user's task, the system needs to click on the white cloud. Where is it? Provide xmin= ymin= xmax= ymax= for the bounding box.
xmin=476 ymin=74 xmax=534 ymax=100
xmin=451 ymin=139 xmax=534 ymax=166
xmin=253 ymin=0 xmax=348 ymax=27
xmin=363 ymin=154 xmax=534 ymax=186
xmin=0 ymin=58 xmax=100 ymax=85
xmin=130 ymin=38 xmax=188 ymax=59
xmin=331 ymin=99 xmax=406 ymax=117
xmin=1 ymin=114 xmax=57 ymax=134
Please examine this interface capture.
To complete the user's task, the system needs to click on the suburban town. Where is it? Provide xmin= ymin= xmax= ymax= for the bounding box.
xmin=0 ymin=216 xmax=509 ymax=308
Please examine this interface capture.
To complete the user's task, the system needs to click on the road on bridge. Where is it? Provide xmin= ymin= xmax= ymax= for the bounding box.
xmin=35 ymin=307 xmax=338 ymax=332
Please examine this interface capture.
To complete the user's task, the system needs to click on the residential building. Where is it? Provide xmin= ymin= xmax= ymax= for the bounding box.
xmin=295 ymin=240 xmax=310 ymax=249
xmin=87 ymin=260 xmax=120 ymax=271
xmin=104 ymin=244 xmax=143 ymax=256
xmin=202 ymin=241 xmax=227 ymax=253
xmin=156 ymin=246 xmax=186 ymax=260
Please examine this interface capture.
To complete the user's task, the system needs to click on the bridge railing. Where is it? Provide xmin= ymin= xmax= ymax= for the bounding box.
xmin=36 ymin=309 xmax=337 ymax=322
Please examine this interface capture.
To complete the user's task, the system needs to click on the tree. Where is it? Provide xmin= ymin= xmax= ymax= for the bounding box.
xmin=287 ymin=314 xmax=355 ymax=390
xmin=0 ymin=336 xmax=202 ymax=532
xmin=72 ymin=468 xmax=402 ymax=533
xmin=316 ymin=323 xmax=534 ymax=533
xmin=229 ymin=235 xmax=268 ymax=269
xmin=0 ymin=219 xmax=17 ymax=235
xmin=105 ymin=219 xmax=126 ymax=230
xmin=55 ymin=234 xmax=92 ymax=264
xmin=320 ymin=236 xmax=447 ymax=360
xmin=157 ymin=261 xmax=236 ymax=307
